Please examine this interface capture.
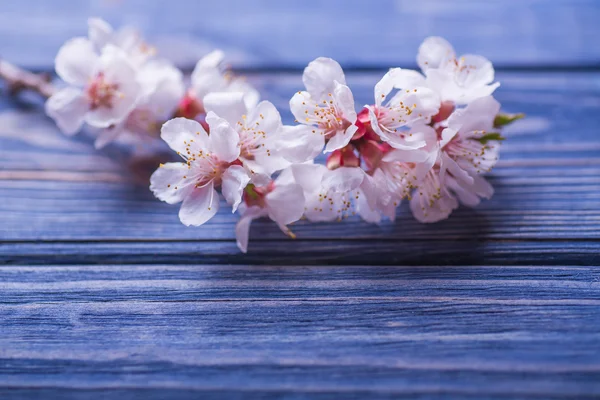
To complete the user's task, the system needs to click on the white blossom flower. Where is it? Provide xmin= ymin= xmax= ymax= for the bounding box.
xmin=150 ymin=115 xmax=250 ymax=226
xmin=367 ymin=68 xmax=440 ymax=150
xmin=190 ymin=50 xmax=259 ymax=112
xmin=410 ymin=96 xmax=501 ymax=222
xmin=417 ymin=36 xmax=500 ymax=105
xmin=370 ymin=125 xmax=439 ymax=221
xmin=94 ymin=59 xmax=185 ymax=148
xmin=203 ymin=92 xmax=289 ymax=183
xmin=289 ymin=57 xmax=358 ymax=155
xmin=88 ymin=17 xmax=155 ymax=68
xmin=45 ymin=39 xmax=142 ymax=135
xmin=291 ymin=164 xmax=377 ymax=223
xmin=235 ymin=168 xmax=305 ymax=253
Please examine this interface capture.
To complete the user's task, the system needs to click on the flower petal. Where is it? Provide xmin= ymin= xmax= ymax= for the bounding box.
xmin=55 ymin=37 xmax=98 ymax=86
xmin=291 ymin=163 xmax=325 ymax=194
xmin=277 ymin=125 xmax=324 ymax=163
xmin=94 ymin=126 xmax=122 ymax=149
xmin=440 ymin=152 xmax=474 ymax=188
xmin=45 ymin=87 xmax=88 ymax=135
xmin=191 ymin=50 xmax=226 ymax=97
xmin=161 ymin=117 xmax=209 ymax=155
xmin=235 ymin=206 xmax=264 ymax=253
xmin=86 ymin=45 xmax=141 ymax=128
xmin=382 ymin=148 xmax=429 ymax=163
xmin=447 ymin=96 xmax=501 ymax=136
xmin=88 ymin=17 xmax=113 ymax=51
xmin=459 ymin=55 xmax=496 ymax=88
xmin=472 ymin=174 xmax=494 ymax=199
xmin=410 ymin=185 xmax=458 ymax=223
xmin=228 ymin=79 xmax=261 ymax=110
xmin=303 ymin=57 xmax=346 ymax=98
xmin=247 ymin=100 xmax=281 ymax=134
xmin=137 ymin=60 xmax=185 ymax=115
xmin=150 ymin=162 xmax=195 ymax=204
xmin=289 ymin=91 xmax=315 ymax=126
xmin=203 ymin=91 xmax=247 ymax=127
xmin=178 ymin=181 xmax=219 ymax=226
xmin=266 ymin=183 xmax=305 ymax=226
xmin=368 ymin=106 xmax=426 ymax=150
xmin=205 ymin=111 xmax=241 ymax=162
xmin=446 ymin=175 xmax=481 ymax=207
xmin=221 ymin=165 xmax=251 ymax=213
xmin=417 ymin=36 xmax=455 ymax=72
xmin=324 ymin=124 xmax=357 ymax=153
xmin=374 ymin=68 xmax=427 ymax=106
xmin=322 ymin=167 xmax=365 ymax=193
xmin=333 ymin=81 xmax=357 ymax=123
xmin=355 ymin=188 xmax=381 ymax=224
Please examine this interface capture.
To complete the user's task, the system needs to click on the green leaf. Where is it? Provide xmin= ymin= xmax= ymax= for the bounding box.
xmin=476 ymin=132 xmax=505 ymax=145
xmin=494 ymin=113 xmax=525 ymax=128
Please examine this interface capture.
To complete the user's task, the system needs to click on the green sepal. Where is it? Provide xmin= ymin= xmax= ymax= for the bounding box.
xmin=494 ymin=113 xmax=524 ymax=128
xmin=476 ymin=132 xmax=505 ymax=144
xmin=244 ymin=184 xmax=259 ymax=200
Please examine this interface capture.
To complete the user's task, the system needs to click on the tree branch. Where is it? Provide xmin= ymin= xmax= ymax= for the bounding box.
xmin=0 ymin=59 xmax=55 ymax=99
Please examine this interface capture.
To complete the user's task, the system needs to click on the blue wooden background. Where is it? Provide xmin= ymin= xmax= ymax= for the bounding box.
xmin=1 ymin=0 xmax=600 ymax=398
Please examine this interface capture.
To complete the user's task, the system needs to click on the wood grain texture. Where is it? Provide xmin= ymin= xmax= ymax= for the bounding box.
xmin=1 ymin=3 xmax=599 ymax=396
xmin=1 ymin=71 xmax=599 ymax=264
xmin=0 ymin=264 xmax=599 ymax=399
xmin=1 ymin=0 xmax=599 ymax=70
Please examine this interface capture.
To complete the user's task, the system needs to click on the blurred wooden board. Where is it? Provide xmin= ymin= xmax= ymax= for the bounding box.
xmin=1 ymin=0 xmax=599 ymax=69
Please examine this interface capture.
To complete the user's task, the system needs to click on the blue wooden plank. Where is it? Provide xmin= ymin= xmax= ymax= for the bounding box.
xmin=0 ymin=0 xmax=598 ymax=69
xmin=0 ymin=265 xmax=599 ymax=398
xmin=0 ymin=71 xmax=599 ymax=264
xmin=2 ymin=240 xmax=600 ymax=265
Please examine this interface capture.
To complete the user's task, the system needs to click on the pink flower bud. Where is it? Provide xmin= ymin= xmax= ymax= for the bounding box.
xmin=432 ymin=101 xmax=455 ymax=124
xmin=326 ymin=146 xmax=360 ymax=170
xmin=352 ymin=107 xmax=380 ymax=141
xmin=175 ymin=90 xmax=204 ymax=119
xmin=357 ymin=140 xmax=391 ymax=172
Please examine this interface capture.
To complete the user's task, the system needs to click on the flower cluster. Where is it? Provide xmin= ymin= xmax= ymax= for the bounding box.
xmin=46 ymin=20 xmax=523 ymax=253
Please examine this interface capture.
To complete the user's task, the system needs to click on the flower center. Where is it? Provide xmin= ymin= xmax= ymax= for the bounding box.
xmin=380 ymin=161 xmax=418 ymax=200
xmin=178 ymin=139 xmax=230 ymax=188
xmin=87 ymin=73 xmax=119 ymax=109
xmin=444 ymin=136 xmax=496 ymax=174
xmin=304 ymin=95 xmax=350 ymax=139
xmin=237 ymin=115 xmax=270 ymax=161
xmin=447 ymin=57 xmax=478 ymax=86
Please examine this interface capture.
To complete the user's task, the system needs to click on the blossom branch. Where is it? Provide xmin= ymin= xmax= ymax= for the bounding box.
xmin=0 ymin=59 xmax=55 ymax=99
xmin=22 ymin=17 xmax=526 ymax=253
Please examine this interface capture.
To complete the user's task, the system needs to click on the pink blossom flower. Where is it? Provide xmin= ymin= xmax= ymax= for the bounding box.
xmin=367 ymin=68 xmax=440 ymax=150
xmin=94 ymin=59 xmax=185 ymax=148
xmin=203 ymin=92 xmax=289 ymax=183
xmin=288 ymin=57 xmax=358 ymax=155
xmin=88 ymin=18 xmax=155 ymax=68
xmin=45 ymin=40 xmax=141 ymax=135
xmin=418 ymin=36 xmax=500 ymax=105
xmin=189 ymin=50 xmax=259 ymax=113
xmin=235 ymin=169 xmax=305 ymax=253
xmin=291 ymin=164 xmax=377 ymax=223
xmin=150 ymin=115 xmax=249 ymax=226
xmin=410 ymin=96 xmax=502 ymax=222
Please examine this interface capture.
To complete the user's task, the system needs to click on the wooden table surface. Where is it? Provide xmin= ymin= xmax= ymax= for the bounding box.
xmin=1 ymin=1 xmax=599 ymax=398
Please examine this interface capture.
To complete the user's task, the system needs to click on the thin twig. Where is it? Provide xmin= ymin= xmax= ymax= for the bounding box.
xmin=0 ymin=59 xmax=55 ymax=99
